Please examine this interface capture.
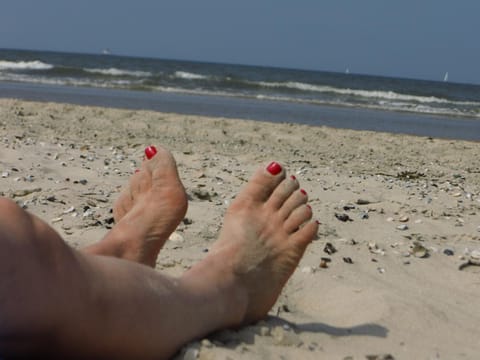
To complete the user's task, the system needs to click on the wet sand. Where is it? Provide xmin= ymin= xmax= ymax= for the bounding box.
xmin=1 ymin=98 xmax=480 ymax=359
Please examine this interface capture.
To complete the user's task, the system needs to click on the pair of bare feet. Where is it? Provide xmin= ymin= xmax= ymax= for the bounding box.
xmin=85 ymin=145 xmax=318 ymax=326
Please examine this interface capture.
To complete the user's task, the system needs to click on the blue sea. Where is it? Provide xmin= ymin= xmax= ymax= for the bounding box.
xmin=1 ymin=48 xmax=479 ymax=140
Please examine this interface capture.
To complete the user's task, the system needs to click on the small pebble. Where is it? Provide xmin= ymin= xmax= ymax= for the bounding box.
xmin=335 ymin=213 xmax=352 ymax=222
xmin=359 ymin=211 xmax=369 ymax=219
xmin=443 ymin=248 xmax=455 ymax=256
xmin=396 ymin=224 xmax=409 ymax=231
xmin=324 ymin=242 xmax=337 ymax=255
xmin=320 ymin=257 xmax=331 ymax=268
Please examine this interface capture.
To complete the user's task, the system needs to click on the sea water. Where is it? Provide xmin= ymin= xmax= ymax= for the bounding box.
xmin=1 ymin=48 xmax=479 ymax=140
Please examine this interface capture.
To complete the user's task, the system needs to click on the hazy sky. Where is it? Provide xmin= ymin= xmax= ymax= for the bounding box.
xmin=2 ymin=0 xmax=480 ymax=84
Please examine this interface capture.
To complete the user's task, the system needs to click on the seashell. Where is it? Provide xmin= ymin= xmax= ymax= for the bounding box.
xmin=86 ymin=199 xmax=97 ymax=207
xmin=12 ymin=188 xmax=42 ymax=198
xmin=1 ymin=171 xmax=10 ymax=178
xmin=51 ymin=217 xmax=63 ymax=223
xmin=396 ymin=224 xmax=409 ymax=231
xmin=411 ymin=242 xmax=429 ymax=258
xmin=271 ymin=326 xmax=302 ymax=347
xmin=169 ymin=232 xmax=184 ymax=242
xmin=301 ymin=266 xmax=314 ymax=274
xmin=368 ymin=242 xmax=385 ymax=255
xmin=63 ymin=206 xmax=75 ymax=214
xmin=399 ymin=216 xmax=409 ymax=222
xmin=470 ymin=250 xmax=480 ymax=265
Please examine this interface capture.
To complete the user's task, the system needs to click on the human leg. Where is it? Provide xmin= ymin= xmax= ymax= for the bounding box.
xmin=0 ymin=161 xmax=317 ymax=359
xmin=83 ymin=145 xmax=188 ymax=267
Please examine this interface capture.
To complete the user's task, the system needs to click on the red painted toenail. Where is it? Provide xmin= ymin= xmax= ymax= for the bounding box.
xmin=134 ymin=169 xmax=140 ymax=173
xmin=290 ymin=175 xmax=296 ymax=180
xmin=316 ymin=220 xmax=321 ymax=225
xmin=306 ymin=204 xmax=312 ymax=210
xmin=266 ymin=162 xmax=282 ymax=175
xmin=145 ymin=145 xmax=157 ymax=159
xmin=301 ymin=189 xmax=307 ymax=196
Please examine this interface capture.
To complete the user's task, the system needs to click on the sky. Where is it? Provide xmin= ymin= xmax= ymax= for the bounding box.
xmin=1 ymin=0 xmax=480 ymax=85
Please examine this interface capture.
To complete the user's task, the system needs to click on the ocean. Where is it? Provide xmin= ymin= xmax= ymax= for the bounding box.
xmin=1 ymin=48 xmax=479 ymax=140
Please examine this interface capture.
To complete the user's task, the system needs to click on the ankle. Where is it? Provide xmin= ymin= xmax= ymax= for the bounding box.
xmin=181 ymin=254 xmax=248 ymax=328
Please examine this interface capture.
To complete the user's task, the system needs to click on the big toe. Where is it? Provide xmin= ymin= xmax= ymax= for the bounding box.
xmin=236 ymin=162 xmax=287 ymax=204
xmin=145 ymin=145 xmax=182 ymax=183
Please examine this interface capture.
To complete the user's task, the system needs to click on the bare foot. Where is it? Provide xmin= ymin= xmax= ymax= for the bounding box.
xmin=84 ymin=145 xmax=188 ymax=267
xmin=183 ymin=162 xmax=318 ymax=325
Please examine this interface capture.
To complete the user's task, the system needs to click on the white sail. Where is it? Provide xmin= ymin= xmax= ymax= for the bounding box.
xmin=443 ymin=72 xmax=449 ymax=82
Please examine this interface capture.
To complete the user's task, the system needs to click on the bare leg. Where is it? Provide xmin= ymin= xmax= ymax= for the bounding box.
xmin=0 ymin=161 xmax=317 ymax=359
xmin=83 ymin=145 xmax=188 ymax=266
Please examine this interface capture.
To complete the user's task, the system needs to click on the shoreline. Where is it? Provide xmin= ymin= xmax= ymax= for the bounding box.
xmin=1 ymin=80 xmax=480 ymax=142
xmin=1 ymin=98 xmax=480 ymax=359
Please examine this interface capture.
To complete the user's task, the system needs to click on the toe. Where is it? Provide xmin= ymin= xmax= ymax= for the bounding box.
xmin=266 ymin=175 xmax=300 ymax=210
xmin=236 ymin=162 xmax=286 ymax=204
xmin=290 ymin=220 xmax=319 ymax=252
xmin=278 ymin=188 xmax=309 ymax=219
xmin=283 ymin=204 xmax=313 ymax=233
xmin=113 ymin=189 xmax=132 ymax=221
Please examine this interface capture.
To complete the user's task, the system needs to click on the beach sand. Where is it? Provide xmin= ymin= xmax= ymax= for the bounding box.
xmin=1 ymin=98 xmax=480 ymax=359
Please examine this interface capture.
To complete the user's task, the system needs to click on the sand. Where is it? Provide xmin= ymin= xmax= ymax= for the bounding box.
xmin=1 ymin=98 xmax=480 ymax=359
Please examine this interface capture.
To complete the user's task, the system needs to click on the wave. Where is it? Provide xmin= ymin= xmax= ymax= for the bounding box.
xmin=256 ymin=80 xmax=479 ymax=107
xmin=1 ymin=70 xmax=478 ymax=119
xmin=0 ymin=72 xmax=144 ymax=89
xmin=84 ymin=67 xmax=152 ymax=77
xmin=0 ymin=60 xmax=54 ymax=71
xmin=174 ymin=71 xmax=207 ymax=80
xmin=254 ymin=93 xmax=480 ymax=118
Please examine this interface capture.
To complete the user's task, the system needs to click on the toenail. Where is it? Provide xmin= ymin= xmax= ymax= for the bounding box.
xmin=316 ymin=220 xmax=321 ymax=225
xmin=134 ymin=169 xmax=140 ymax=173
xmin=306 ymin=204 xmax=312 ymax=210
xmin=145 ymin=145 xmax=158 ymax=160
xmin=290 ymin=175 xmax=296 ymax=181
xmin=300 ymin=189 xmax=307 ymax=196
xmin=266 ymin=162 xmax=282 ymax=175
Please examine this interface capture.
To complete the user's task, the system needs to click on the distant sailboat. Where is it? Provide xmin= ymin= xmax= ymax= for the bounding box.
xmin=345 ymin=68 xmax=350 ymax=74
xmin=102 ymin=48 xmax=111 ymax=55
xmin=443 ymin=72 xmax=449 ymax=82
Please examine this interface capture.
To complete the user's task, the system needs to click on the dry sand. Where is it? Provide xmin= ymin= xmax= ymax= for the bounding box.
xmin=1 ymin=98 xmax=480 ymax=360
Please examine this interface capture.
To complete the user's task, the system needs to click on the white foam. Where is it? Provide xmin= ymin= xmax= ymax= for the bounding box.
xmin=84 ymin=67 xmax=152 ymax=77
xmin=174 ymin=71 xmax=207 ymax=80
xmin=256 ymin=80 xmax=479 ymax=107
xmin=0 ymin=60 xmax=53 ymax=71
